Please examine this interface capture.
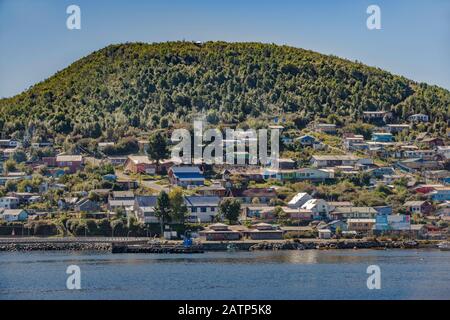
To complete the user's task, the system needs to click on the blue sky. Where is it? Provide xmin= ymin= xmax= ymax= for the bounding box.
xmin=0 ymin=0 xmax=449 ymax=98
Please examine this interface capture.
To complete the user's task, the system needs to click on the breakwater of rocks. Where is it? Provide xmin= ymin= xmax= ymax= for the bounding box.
xmin=0 ymin=242 xmax=112 ymax=252
xmin=248 ymin=240 xmax=420 ymax=251
xmin=0 ymin=239 xmax=428 ymax=252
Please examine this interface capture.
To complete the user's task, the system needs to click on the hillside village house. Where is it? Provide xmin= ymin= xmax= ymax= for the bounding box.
xmin=168 ymin=166 xmax=205 ymax=187
xmin=108 ymin=191 xmax=136 ymax=213
xmin=107 ymin=156 xmax=128 ymax=167
xmin=330 ymin=206 xmax=378 ymax=220
xmin=199 ymin=223 xmax=241 ymax=241
xmin=344 ymin=135 xmax=365 ymax=150
xmin=262 ymin=168 xmax=334 ymax=182
xmin=0 ymin=139 xmax=19 ymax=148
xmin=437 ymin=146 xmax=450 ymax=160
xmin=184 ymin=196 xmax=220 ymax=223
xmin=0 ymin=196 xmax=19 ymax=209
xmin=134 ymin=195 xmax=158 ymax=223
xmin=414 ymin=184 xmax=444 ymax=194
xmin=295 ymin=135 xmax=317 ymax=147
xmin=424 ymin=170 xmax=450 ymax=185
xmin=397 ymin=158 xmax=442 ymax=173
xmin=288 ymin=192 xmax=313 ymax=209
xmin=124 ymin=155 xmax=157 ymax=174
xmin=404 ymin=201 xmax=433 ymax=216
xmin=244 ymin=206 xmax=276 ymax=220
xmin=98 ymin=142 xmax=115 ymax=151
xmin=0 ymin=209 xmax=28 ymax=222
xmin=374 ymin=215 xmax=411 ymax=234
xmin=234 ymin=188 xmax=276 ymax=204
xmin=246 ymin=223 xmax=284 ymax=240
xmin=402 ymin=149 xmax=436 ymax=160
xmin=57 ymin=155 xmax=83 ymax=173
xmin=347 ymin=219 xmax=376 ymax=233
xmin=276 ymin=158 xmax=296 ymax=170
xmin=430 ymin=187 xmax=450 ymax=202
xmin=300 ymin=199 xmax=332 ymax=220
xmin=313 ymin=123 xmax=337 ymax=134
xmin=43 ymin=155 xmax=83 ymax=173
xmin=310 ymin=155 xmax=370 ymax=168
xmin=421 ymin=137 xmax=445 ymax=148
xmin=372 ymin=132 xmax=394 ymax=143
xmin=408 ymin=114 xmax=429 ymax=123
xmin=283 ymin=199 xmax=332 ymax=221
xmin=108 ymin=198 xmax=135 ymax=213
xmin=111 ymin=191 xmax=134 ymax=200
xmin=197 ymin=184 xmax=227 ymax=197
xmin=75 ymin=198 xmax=101 ymax=213
xmin=363 ymin=111 xmax=392 ymax=121
xmin=385 ymin=124 xmax=410 ymax=133
xmin=436 ymin=202 xmax=450 ymax=216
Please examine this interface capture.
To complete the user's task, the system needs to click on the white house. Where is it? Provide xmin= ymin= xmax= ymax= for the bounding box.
xmin=288 ymin=192 xmax=313 ymax=209
xmin=184 ymin=196 xmax=220 ymax=223
xmin=0 ymin=196 xmax=20 ymax=209
xmin=300 ymin=199 xmax=331 ymax=219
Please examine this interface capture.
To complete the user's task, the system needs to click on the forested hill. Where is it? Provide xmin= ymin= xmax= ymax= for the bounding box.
xmin=0 ymin=41 xmax=449 ymax=140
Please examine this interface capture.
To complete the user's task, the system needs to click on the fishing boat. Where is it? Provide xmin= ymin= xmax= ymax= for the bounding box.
xmin=226 ymin=243 xmax=239 ymax=252
xmin=437 ymin=242 xmax=450 ymax=251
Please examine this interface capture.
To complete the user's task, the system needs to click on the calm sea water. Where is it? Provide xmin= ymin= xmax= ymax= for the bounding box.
xmin=1 ymin=249 xmax=449 ymax=300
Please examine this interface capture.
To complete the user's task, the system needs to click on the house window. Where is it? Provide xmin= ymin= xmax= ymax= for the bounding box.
xmin=201 ymin=207 xmax=207 ymax=213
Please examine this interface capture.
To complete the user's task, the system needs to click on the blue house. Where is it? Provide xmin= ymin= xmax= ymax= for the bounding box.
xmin=369 ymin=167 xmax=395 ymax=178
xmin=431 ymin=188 xmax=450 ymax=202
xmin=295 ymin=135 xmax=317 ymax=146
xmin=168 ymin=166 xmax=205 ymax=187
xmin=103 ymin=174 xmax=117 ymax=182
xmin=374 ymin=206 xmax=393 ymax=216
xmin=1 ymin=209 xmax=28 ymax=222
xmin=372 ymin=132 xmax=394 ymax=143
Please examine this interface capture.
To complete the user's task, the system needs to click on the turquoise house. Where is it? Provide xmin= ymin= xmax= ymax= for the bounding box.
xmin=372 ymin=132 xmax=394 ymax=142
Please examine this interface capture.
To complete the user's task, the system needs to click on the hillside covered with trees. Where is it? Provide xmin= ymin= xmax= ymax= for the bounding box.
xmin=0 ymin=41 xmax=448 ymax=142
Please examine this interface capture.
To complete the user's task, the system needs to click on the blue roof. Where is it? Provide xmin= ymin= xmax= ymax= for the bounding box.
xmin=174 ymin=172 xmax=204 ymax=180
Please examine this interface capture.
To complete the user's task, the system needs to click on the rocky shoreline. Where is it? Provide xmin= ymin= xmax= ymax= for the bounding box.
xmin=0 ymin=242 xmax=112 ymax=252
xmin=0 ymin=239 xmax=436 ymax=252
xmin=248 ymin=240 xmax=422 ymax=251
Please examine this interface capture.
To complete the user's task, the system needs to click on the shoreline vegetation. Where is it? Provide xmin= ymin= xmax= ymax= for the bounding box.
xmin=0 ymin=238 xmax=440 ymax=252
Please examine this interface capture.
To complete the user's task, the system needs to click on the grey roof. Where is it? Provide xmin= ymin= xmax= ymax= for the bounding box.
xmin=184 ymin=196 xmax=221 ymax=207
xmin=135 ymin=196 xmax=158 ymax=208
xmin=404 ymin=201 xmax=427 ymax=206
xmin=112 ymin=191 xmax=134 ymax=199
xmin=109 ymin=199 xmax=135 ymax=207
xmin=333 ymin=207 xmax=377 ymax=214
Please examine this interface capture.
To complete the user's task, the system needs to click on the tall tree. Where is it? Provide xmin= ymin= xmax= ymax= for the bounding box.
xmin=169 ymin=187 xmax=188 ymax=224
xmin=154 ymin=191 xmax=172 ymax=237
xmin=218 ymin=198 xmax=241 ymax=224
xmin=147 ymin=132 xmax=169 ymax=167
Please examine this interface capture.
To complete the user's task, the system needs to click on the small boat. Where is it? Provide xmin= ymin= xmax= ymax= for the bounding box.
xmin=437 ymin=242 xmax=450 ymax=251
